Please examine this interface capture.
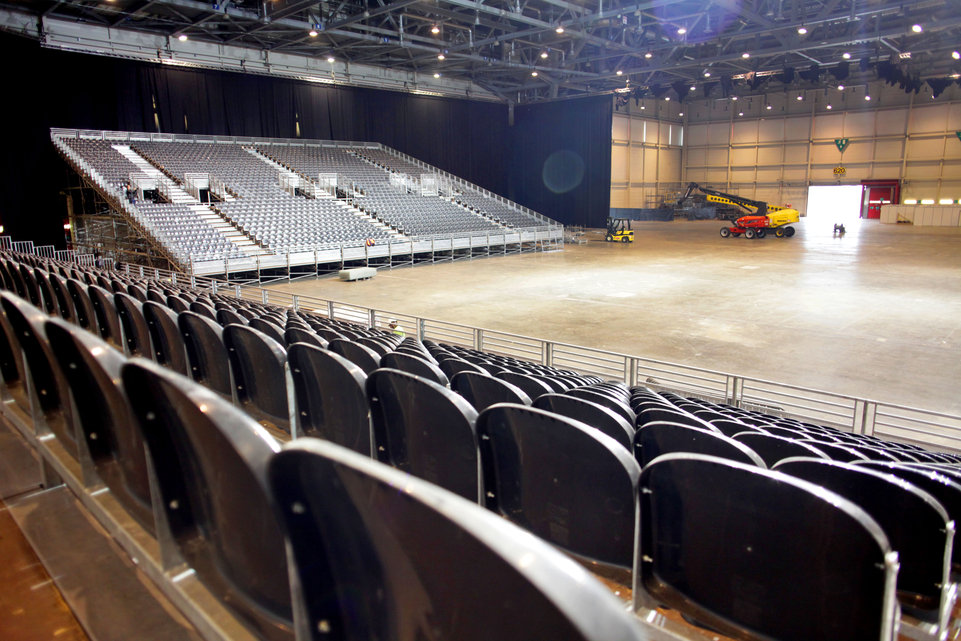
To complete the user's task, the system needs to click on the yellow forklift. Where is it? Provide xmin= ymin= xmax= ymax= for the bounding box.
xmin=605 ymin=217 xmax=634 ymax=242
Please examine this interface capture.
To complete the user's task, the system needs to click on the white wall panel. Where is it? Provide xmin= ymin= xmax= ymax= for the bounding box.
xmin=758 ymin=119 xmax=785 ymax=141
xmin=874 ymin=140 xmax=903 ymax=161
xmin=707 ymin=148 xmax=729 ymax=166
xmin=732 ymin=120 xmax=757 ymax=143
xmin=611 ymin=146 xmax=629 ymax=182
xmin=812 ymin=113 xmax=844 ymax=138
xmin=708 ymin=123 xmax=730 ymax=145
xmin=876 ymin=110 xmax=907 ymax=133
xmin=612 ymin=115 xmax=630 ymax=141
xmin=843 ymin=112 xmax=875 ymax=138
xmin=687 ymin=124 xmax=709 ymax=146
xmin=910 ymin=105 xmax=948 ymax=132
xmin=731 ymin=147 xmax=757 ymax=166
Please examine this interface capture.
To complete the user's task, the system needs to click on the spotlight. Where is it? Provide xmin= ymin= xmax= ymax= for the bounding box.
xmin=837 ymin=84 xmax=845 ymax=91
xmin=864 ymin=94 xmax=871 ymax=101
xmin=327 ymin=55 xmax=335 ymax=63
xmin=531 ymin=71 xmax=538 ymax=77
xmin=738 ymin=111 xmax=744 ymax=116
xmin=677 ymin=27 xmax=687 ymax=35
xmin=796 ymin=94 xmax=803 ymax=100
xmin=309 ymin=29 xmax=318 ymax=37
xmin=797 ymin=26 xmax=807 ymax=35
xmin=434 ymin=72 xmax=441 ymax=78
xmin=431 ymin=24 xmax=440 ymax=34
xmin=742 ymin=52 xmax=750 ymax=59
xmin=616 ymin=70 xmax=623 ymax=76
xmin=731 ymin=95 xmax=738 ymax=101
xmin=842 ymin=52 xmax=851 ymax=59
xmin=690 ymin=85 xmax=696 ymax=91
xmin=645 ymin=52 xmax=653 ymax=59
xmin=541 ymin=51 xmax=549 ymax=59
xmin=178 ymin=34 xmax=188 ymax=41
xmin=678 ymin=112 xmax=684 ymax=116
xmin=766 ymin=104 xmax=772 ymax=110
xmin=899 ymin=52 xmax=911 ymax=59
xmin=953 ymin=51 xmax=960 ymax=60
xmin=437 ymin=53 xmax=445 ymax=60
xmin=555 ymin=26 xmax=565 ymax=34
xmin=703 ymin=70 xmax=711 ymax=77
xmin=826 ymin=104 xmax=833 ymax=109
xmin=911 ymin=24 xmax=922 ymax=33
xmin=665 ymin=96 xmax=671 ymax=101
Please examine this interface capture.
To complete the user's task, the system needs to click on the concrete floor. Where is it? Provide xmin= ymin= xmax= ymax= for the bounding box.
xmin=265 ymin=218 xmax=961 ymax=416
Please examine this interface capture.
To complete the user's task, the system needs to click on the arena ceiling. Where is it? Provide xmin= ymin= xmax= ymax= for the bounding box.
xmin=2 ymin=0 xmax=959 ymax=103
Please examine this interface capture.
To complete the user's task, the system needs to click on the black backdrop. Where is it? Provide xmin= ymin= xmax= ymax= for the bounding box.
xmin=0 ymin=32 xmax=611 ymax=246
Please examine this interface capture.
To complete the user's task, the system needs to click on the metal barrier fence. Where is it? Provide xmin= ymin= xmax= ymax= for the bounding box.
xmin=8 ymin=238 xmax=961 ymax=454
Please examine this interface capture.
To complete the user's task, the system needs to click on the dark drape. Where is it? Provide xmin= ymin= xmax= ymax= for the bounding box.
xmin=0 ymin=31 xmax=611 ymax=246
xmin=508 ymin=96 xmax=613 ymax=228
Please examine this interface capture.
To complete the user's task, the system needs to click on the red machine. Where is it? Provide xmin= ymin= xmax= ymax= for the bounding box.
xmin=720 ymin=214 xmax=797 ymax=239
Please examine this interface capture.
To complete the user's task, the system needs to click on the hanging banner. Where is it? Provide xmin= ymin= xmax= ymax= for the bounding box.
xmin=835 ymin=138 xmax=850 ymax=152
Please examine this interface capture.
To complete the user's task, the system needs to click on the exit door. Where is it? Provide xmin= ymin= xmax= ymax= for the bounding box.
xmin=861 ymin=180 xmax=901 ymax=219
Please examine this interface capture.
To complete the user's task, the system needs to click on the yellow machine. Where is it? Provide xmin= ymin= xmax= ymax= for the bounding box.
xmin=605 ymin=218 xmax=634 ymax=242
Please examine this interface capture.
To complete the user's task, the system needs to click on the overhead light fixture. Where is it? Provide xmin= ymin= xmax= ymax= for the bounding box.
xmin=437 ymin=53 xmax=445 ymax=60
xmin=952 ymin=73 xmax=961 ymax=79
xmin=431 ymin=24 xmax=440 ymax=34
xmin=766 ymin=104 xmax=772 ymax=110
xmin=864 ymin=94 xmax=871 ymax=101
xmin=677 ymin=27 xmax=687 ymax=35
xmin=920 ymin=198 xmax=935 ymax=204
xmin=939 ymin=199 xmax=954 ymax=205
xmin=703 ymin=70 xmax=711 ymax=77
xmin=433 ymin=72 xmax=441 ymax=78
xmin=689 ymin=85 xmax=696 ymax=91
xmin=555 ymin=26 xmax=565 ymax=34
xmin=899 ymin=52 xmax=912 ymax=59
xmin=644 ymin=52 xmax=653 ymax=59
xmin=531 ymin=71 xmax=538 ymax=77
xmin=797 ymin=26 xmax=807 ymax=35
xmin=540 ymin=51 xmax=549 ymax=59
xmin=953 ymin=51 xmax=961 ymax=60
xmin=826 ymin=103 xmax=833 ymax=110
xmin=731 ymin=96 xmax=738 ymax=101
xmin=308 ymin=29 xmax=318 ymax=37
xmin=796 ymin=94 xmax=803 ymax=100
xmin=738 ymin=111 xmax=744 ymax=116
xmin=665 ymin=96 xmax=671 ymax=101
xmin=742 ymin=52 xmax=750 ymax=59
xmin=678 ymin=111 xmax=684 ymax=116
xmin=837 ymin=84 xmax=845 ymax=91
xmin=911 ymin=24 xmax=922 ymax=33
xmin=327 ymin=55 xmax=335 ymax=63
xmin=640 ymin=105 xmax=645 ymax=110
xmin=842 ymin=52 xmax=851 ymax=59
xmin=178 ymin=34 xmax=188 ymax=41
xmin=904 ymin=199 xmax=918 ymax=204
xmin=616 ymin=70 xmax=623 ymax=76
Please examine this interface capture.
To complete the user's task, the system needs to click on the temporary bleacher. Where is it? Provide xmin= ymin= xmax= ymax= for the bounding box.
xmin=51 ymin=130 xmax=564 ymax=277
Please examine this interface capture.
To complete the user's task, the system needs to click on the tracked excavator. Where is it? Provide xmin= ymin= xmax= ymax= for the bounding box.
xmin=676 ymin=182 xmax=800 ymax=239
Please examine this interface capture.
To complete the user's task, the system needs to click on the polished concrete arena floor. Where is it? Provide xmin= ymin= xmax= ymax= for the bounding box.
xmin=266 ymin=218 xmax=961 ymax=417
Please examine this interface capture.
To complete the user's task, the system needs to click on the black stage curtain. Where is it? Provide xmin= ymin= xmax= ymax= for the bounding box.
xmin=508 ymin=96 xmax=613 ymax=228
xmin=0 ymin=32 xmax=611 ymax=245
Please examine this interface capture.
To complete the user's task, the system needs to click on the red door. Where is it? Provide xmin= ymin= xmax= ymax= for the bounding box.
xmin=861 ymin=180 xmax=901 ymax=219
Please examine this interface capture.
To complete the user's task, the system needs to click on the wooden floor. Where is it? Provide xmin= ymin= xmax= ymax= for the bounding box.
xmin=0 ymin=499 xmax=89 ymax=641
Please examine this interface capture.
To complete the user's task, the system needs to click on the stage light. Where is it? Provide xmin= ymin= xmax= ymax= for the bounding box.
xmin=63 ymin=223 xmax=71 ymax=230
xmin=665 ymin=96 xmax=671 ymax=101
xmin=742 ymin=52 xmax=750 ymax=59
xmin=766 ymin=104 xmax=772 ymax=110
xmin=178 ymin=34 xmax=188 ymax=41
xmin=437 ymin=53 xmax=445 ymax=60
xmin=678 ymin=112 xmax=684 ymax=116
xmin=939 ymin=199 xmax=954 ymax=205
xmin=904 ymin=199 xmax=917 ymax=204
xmin=911 ymin=24 xmax=922 ymax=33
xmin=431 ymin=25 xmax=440 ymax=34
xmin=953 ymin=51 xmax=960 ymax=60
xmin=677 ymin=27 xmax=687 ymax=35
xmin=703 ymin=70 xmax=711 ymax=77
xmin=797 ymin=26 xmax=807 ymax=35
xmin=433 ymin=72 xmax=441 ymax=78
xmin=738 ymin=111 xmax=744 ymax=116
xmin=731 ymin=95 xmax=738 ymax=101
xmin=837 ymin=84 xmax=845 ymax=91
xmin=644 ymin=52 xmax=653 ymax=59
xmin=616 ymin=70 xmax=623 ymax=76
xmin=531 ymin=71 xmax=538 ymax=77
xmin=920 ymin=198 xmax=934 ymax=204
xmin=796 ymin=94 xmax=803 ymax=100
xmin=327 ymin=56 xmax=335 ymax=63
xmin=842 ymin=52 xmax=851 ymax=59
xmin=555 ymin=26 xmax=565 ymax=34
xmin=540 ymin=51 xmax=549 ymax=59
xmin=309 ymin=30 xmax=318 ymax=37
xmin=826 ymin=104 xmax=833 ymax=109
xmin=864 ymin=94 xmax=871 ymax=101
xmin=690 ymin=85 xmax=696 ymax=91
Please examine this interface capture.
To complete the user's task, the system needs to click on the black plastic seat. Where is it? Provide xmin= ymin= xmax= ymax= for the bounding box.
xmin=45 ymin=319 xmax=154 ymax=530
xmin=113 ymin=292 xmax=152 ymax=358
xmin=188 ymin=300 xmax=218 ymax=322
xmin=732 ymin=432 xmax=831 ymax=466
xmin=798 ymin=439 xmax=869 ymax=462
xmin=269 ymin=439 xmax=648 ymax=641
xmin=121 ymin=359 xmax=293 ymax=641
xmin=565 ymin=387 xmax=636 ymax=425
xmin=284 ymin=326 xmax=328 ymax=349
xmin=635 ymin=421 xmax=765 ymax=468
xmin=774 ymin=458 xmax=953 ymax=626
xmin=142 ymin=301 xmax=189 ymax=375
xmin=367 ymin=368 xmax=480 ymax=502
xmin=496 ymin=371 xmax=554 ymax=400
xmin=533 ymin=393 xmax=634 ymax=451
xmin=478 ymin=404 xmax=640 ymax=571
xmin=165 ymin=295 xmax=191 ymax=313
xmin=355 ymin=336 xmax=392 ymax=357
xmin=48 ymin=272 xmax=78 ymax=323
xmin=248 ymin=317 xmax=286 ymax=347
xmin=33 ymin=268 xmax=59 ymax=316
xmin=288 ymin=343 xmax=371 ymax=455
xmin=450 ymin=371 xmax=531 ymax=411
xmin=16 ymin=263 xmax=42 ymax=307
xmin=223 ymin=324 xmax=292 ymax=436
xmin=178 ymin=311 xmax=232 ymax=399
xmin=216 ymin=308 xmax=248 ymax=326
xmin=328 ymin=339 xmax=381 ymax=375
xmin=88 ymin=284 xmax=124 ymax=349
xmin=0 ymin=301 xmax=27 ymax=406
xmin=637 ymin=453 xmax=900 ymax=641
xmin=438 ymin=357 xmax=488 ymax=378
xmin=380 ymin=351 xmax=449 ymax=386
xmin=0 ymin=292 xmax=78 ymax=459
xmin=636 ymin=404 xmax=714 ymax=430
xmin=66 ymin=277 xmax=97 ymax=330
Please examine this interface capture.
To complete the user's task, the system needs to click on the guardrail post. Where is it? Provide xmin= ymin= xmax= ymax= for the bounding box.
xmin=853 ymin=400 xmax=877 ymax=436
xmin=473 ymin=328 xmax=483 ymax=351
xmin=262 ymin=289 xmax=269 ymax=305
xmin=417 ymin=318 xmax=426 ymax=342
xmin=234 ymin=285 xmax=242 ymax=299
xmin=624 ymin=358 xmax=638 ymax=386
xmin=726 ymin=375 xmax=744 ymax=407
xmin=543 ymin=342 xmax=554 ymax=368
xmin=171 ymin=272 xmax=177 ymax=285
xmin=292 ymin=295 xmax=299 ymax=312
xmin=368 ymin=309 xmax=376 ymax=329
xmin=327 ymin=300 xmax=335 ymax=319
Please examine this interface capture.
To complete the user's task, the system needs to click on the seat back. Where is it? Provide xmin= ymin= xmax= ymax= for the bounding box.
xmin=774 ymin=458 xmax=952 ymax=624
xmin=284 ymin=327 xmax=327 ymax=350
xmin=178 ymin=311 xmax=232 ymax=398
xmin=142 ymin=301 xmax=188 ymax=375
xmin=114 ymin=292 xmax=152 ymax=358
xmin=269 ymin=439 xmax=648 ymax=641
xmin=66 ymin=277 xmax=97 ymax=330
xmin=223 ymin=324 xmax=292 ymax=435
xmin=380 ymin=351 xmax=449 ymax=386
xmin=635 ymin=421 xmax=765 ymax=468
xmin=88 ymin=284 xmax=124 ymax=348
xmin=450 ymin=371 xmax=531 ymax=411
xmin=328 ymin=339 xmax=381 ymax=375
xmin=45 ymin=319 xmax=154 ymax=531
xmin=288 ymin=343 xmax=372 ymax=456
xmin=121 ymin=359 xmax=293 ymax=641
xmin=532 ymin=393 xmax=634 ymax=451
xmin=733 ymin=432 xmax=830 ymax=466
xmin=637 ymin=453 xmax=899 ymax=641
xmin=478 ymin=404 xmax=640 ymax=571
xmin=248 ymin=317 xmax=286 ymax=346
xmin=496 ymin=372 xmax=554 ymax=400
xmin=0 ymin=292 xmax=78 ymax=458
xmin=367 ymin=368 xmax=480 ymax=502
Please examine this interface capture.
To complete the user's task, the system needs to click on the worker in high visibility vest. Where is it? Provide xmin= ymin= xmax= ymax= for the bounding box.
xmin=388 ymin=318 xmax=406 ymax=338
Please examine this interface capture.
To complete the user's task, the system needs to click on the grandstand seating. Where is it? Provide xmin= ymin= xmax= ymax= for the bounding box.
xmin=52 ymin=131 xmax=559 ymax=271
xmin=4 ymin=247 xmax=961 ymax=641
